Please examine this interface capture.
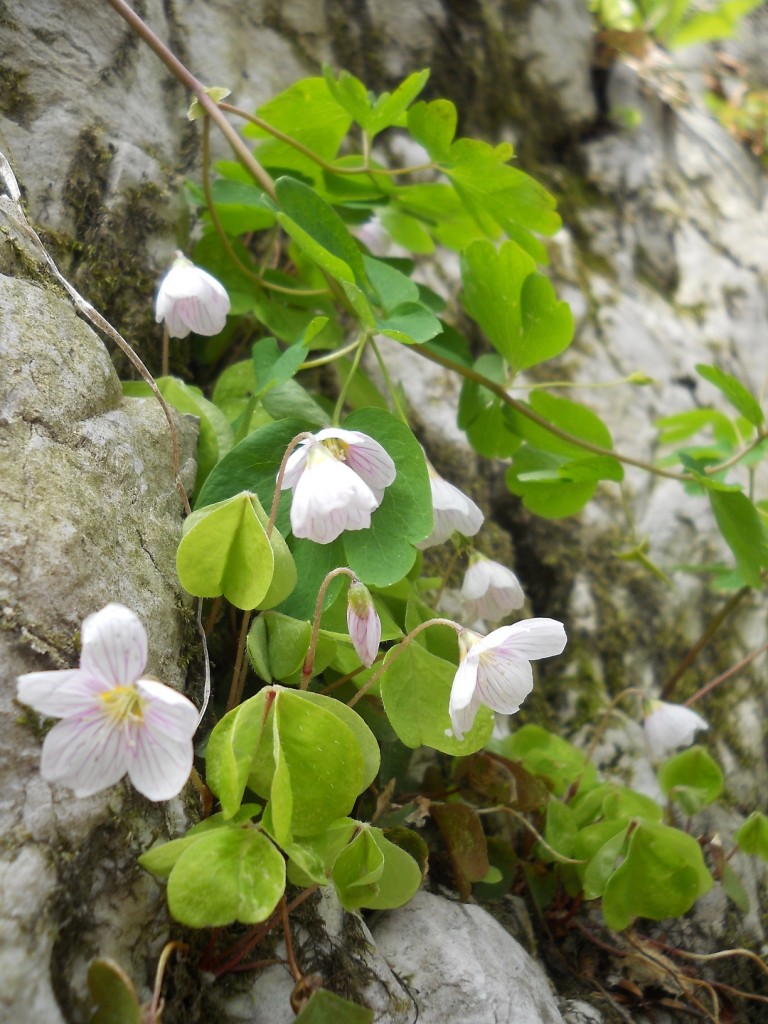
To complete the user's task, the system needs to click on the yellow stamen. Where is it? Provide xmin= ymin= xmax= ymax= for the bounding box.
xmin=321 ymin=438 xmax=349 ymax=462
xmin=100 ymin=685 xmax=146 ymax=726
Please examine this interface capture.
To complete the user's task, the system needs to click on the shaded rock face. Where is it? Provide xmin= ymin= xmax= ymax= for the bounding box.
xmin=2 ymin=1 xmax=767 ymax=1022
xmin=0 ymin=192 xmax=196 ymax=1020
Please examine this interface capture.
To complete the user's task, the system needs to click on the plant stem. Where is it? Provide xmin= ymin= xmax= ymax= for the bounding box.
xmin=302 ymin=567 xmax=356 ymax=689
xmin=347 ymin=617 xmax=461 ymax=707
xmin=219 ymin=102 xmax=434 ymax=177
xmin=685 ymin=640 xmax=768 ymax=707
xmin=105 ymin=0 xmax=277 ymax=200
xmin=269 ymin=431 xmax=312 ymax=536
xmin=161 ymin=324 xmax=170 ymax=378
xmin=148 ymin=941 xmax=188 ymax=1023
xmin=301 ymin=339 xmax=363 ymax=369
xmin=477 ymin=806 xmax=586 ymax=864
xmin=416 ymin=346 xmax=691 ymax=482
xmin=226 ymin=610 xmax=252 ymax=712
xmin=332 ymin=333 xmax=368 ymax=424
xmin=661 ymin=586 xmax=750 ymax=699
xmin=370 ymin=337 xmax=410 ymax=424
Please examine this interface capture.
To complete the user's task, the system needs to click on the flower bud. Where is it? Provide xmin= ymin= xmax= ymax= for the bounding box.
xmin=346 ymin=580 xmax=381 ymax=668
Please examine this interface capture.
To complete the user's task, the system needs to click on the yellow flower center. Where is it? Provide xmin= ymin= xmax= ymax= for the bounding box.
xmin=100 ymin=685 xmax=146 ymax=726
xmin=321 ymin=437 xmax=349 ymax=462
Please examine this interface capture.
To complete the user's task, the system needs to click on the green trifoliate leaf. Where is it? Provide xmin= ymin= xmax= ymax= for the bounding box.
xmin=658 ymin=745 xmax=724 ymax=815
xmin=167 ymin=827 xmax=285 ymax=928
xmin=379 ymin=641 xmax=494 ymax=755
xmin=138 ymin=806 xmax=262 ymax=877
xmin=490 ymin=724 xmax=598 ymax=797
xmin=461 ymin=239 xmax=573 ymax=372
xmin=331 ymin=825 xmax=422 ymax=911
xmin=245 ymin=688 xmax=376 ymax=844
xmin=177 ymin=492 xmax=295 ymax=609
xmin=366 ymin=69 xmax=430 ymax=137
xmin=601 ymin=820 xmax=713 ymax=931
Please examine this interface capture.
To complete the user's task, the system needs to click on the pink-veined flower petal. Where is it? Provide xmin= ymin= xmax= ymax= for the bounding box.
xmin=80 ymin=603 xmax=148 ymax=687
xmin=417 ymin=468 xmax=484 ymax=548
xmin=449 ymin=652 xmax=481 ymax=714
xmin=155 ymin=257 xmax=230 ymax=338
xmin=479 ymin=618 xmax=567 ymax=662
xmin=136 ymin=679 xmax=199 ymax=742
xmin=449 ymin=688 xmax=483 ymax=742
xmin=290 ymin=447 xmax=379 ymax=543
xmin=474 ymin=652 xmax=533 ymax=714
xmin=40 ymin=713 xmax=129 ymax=797
xmin=281 ymin=442 xmax=311 ymax=489
xmin=126 ymin=723 xmax=194 ymax=802
xmin=17 ymin=669 xmax=110 ymax=718
xmin=461 ymin=556 xmax=525 ymax=621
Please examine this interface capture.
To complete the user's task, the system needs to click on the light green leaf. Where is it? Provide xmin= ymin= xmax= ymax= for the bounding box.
xmin=709 ymin=489 xmax=768 ymax=588
xmin=735 ymin=811 xmax=768 ymax=861
xmin=695 ymin=363 xmax=764 ymax=427
xmin=206 ymin=691 xmax=270 ymax=819
xmin=407 ymin=99 xmax=457 ymax=161
xmin=601 ymin=820 xmax=713 ymax=931
xmin=461 ymin=240 xmax=573 ymax=371
xmin=167 ymin=827 xmax=286 ymax=928
xmin=658 ymin=746 xmax=724 ymax=815
xmin=176 ymin=493 xmax=276 ymax=609
xmin=367 ymin=69 xmax=431 ymax=137
xmin=379 ymin=641 xmax=493 ymax=755
xmin=377 ymin=302 xmax=443 ymax=345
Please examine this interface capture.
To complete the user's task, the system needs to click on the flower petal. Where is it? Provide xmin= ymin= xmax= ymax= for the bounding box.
xmin=644 ymin=701 xmax=708 ymax=761
xmin=449 ymin=652 xmax=481 ymax=713
xmin=480 ymin=618 xmax=566 ymax=662
xmin=126 ymin=721 xmax=194 ymax=801
xmin=80 ymin=604 xmax=148 ymax=687
xmin=40 ymin=713 xmax=129 ymax=797
xmin=417 ymin=470 xmax=484 ymax=548
xmin=289 ymin=448 xmax=378 ymax=543
xmin=281 ymin=441 xmax=311 ymax=489
xmin=449 ymin=689 xmax=483 ymax=742
xmin=136 ymin=679 xmax=199 ymax=741
xmin=341 ymin=433 xmax=397 ymax=493
xmin=17 ymin=669 xmax=110 ymax=718
xmin=474 ymin=653 xmax=533 ymax=714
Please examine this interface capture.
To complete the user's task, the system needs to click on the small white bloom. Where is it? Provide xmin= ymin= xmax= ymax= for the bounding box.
xmin=155 ymin=252 xmax=230 ymax=338
xmin=417 ymin=463 xmax=484 ymax=549
xmin=461 ymin=553 xmax=525 ymax=622
xmin=643 ymin=700 xmax=708 ymax=761
xmin=449 ymin=618 xmax=567 ymax=741
xmin=346 ymin=580 xmax=382 ymax=668
xmin=16 ymin=604 xmax=198 ymax=801
xmin=281 ymin=428 xmax=396 ymax=544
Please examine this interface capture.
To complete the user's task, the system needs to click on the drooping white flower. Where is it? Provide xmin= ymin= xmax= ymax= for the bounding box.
xmin=417 ymin=463 xmax=484 ymax=549
xmin=346 ymin=580 xmax=382 ymax=668
xmin=281 ymin=428 xmax=396 ymax=544
xmin=461 ymin=553 xmax=525 ymax=622
xmin=449 ymin=618 xmax=567 ymax=741
xmin=16 ymin=604 xmax=198 ymax=801
xmin=643 ymin=700 xmax=708 ymax=761
xmin=155 ymin=252 xmax=230 ymax=338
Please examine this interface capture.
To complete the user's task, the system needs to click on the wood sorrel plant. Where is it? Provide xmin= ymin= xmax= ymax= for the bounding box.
xmin=37 ymin=1 xmax=768 ymax=1018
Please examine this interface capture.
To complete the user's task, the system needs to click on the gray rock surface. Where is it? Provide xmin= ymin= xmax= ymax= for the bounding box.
xmin=0 ymin=181 xmax=196 ymax=1022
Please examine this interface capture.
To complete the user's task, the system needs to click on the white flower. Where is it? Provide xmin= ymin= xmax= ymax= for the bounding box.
xmin=16 ymin=604 xmax=198 ymax=801
xmin=643 ymin=700 xmax=709 ymax=761
xmin=461 ymin=554 xmax=525 ymax=622
xmin=155 ymin=252 xmax=230 ymax=338
xmin=449 ymin=618 xmax=567 ymax=741
xmin=281 ymin=428 xmax=396 ymax=544
xmin=346 ymin=580 xmax=382 ymax=668
xmin=417 ymin=463 xmax=484 ymax=549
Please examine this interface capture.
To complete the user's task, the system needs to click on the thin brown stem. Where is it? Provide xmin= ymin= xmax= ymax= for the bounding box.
xmin=661 ymin=587 xmax=750 ymax=699
xmin=148 ymin=941 xmax=188 ymax=1023
xmin=417 ymin=346 xmax=692 ymax=482
xmin=279 ymin=897 xmax=302 ymax=983
xmin=347 ymin=617 xmax=461 ymax=707
xmin=105 ymin=0 xmax=276 ymax=200
xmin=302 ymin=567 xmax=356 ymax=690
xmin=269 ymin=431 xmax=312 ymax=536
xmin=685 ymin=640 xmax=768 ymax=708
xmin=226 ymin=609 xmax=253 ymax=711
xmin=161 ymin=324 xmax=170 ymax=378
xmin=219 ymin=102 xmax=434 ymax=177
